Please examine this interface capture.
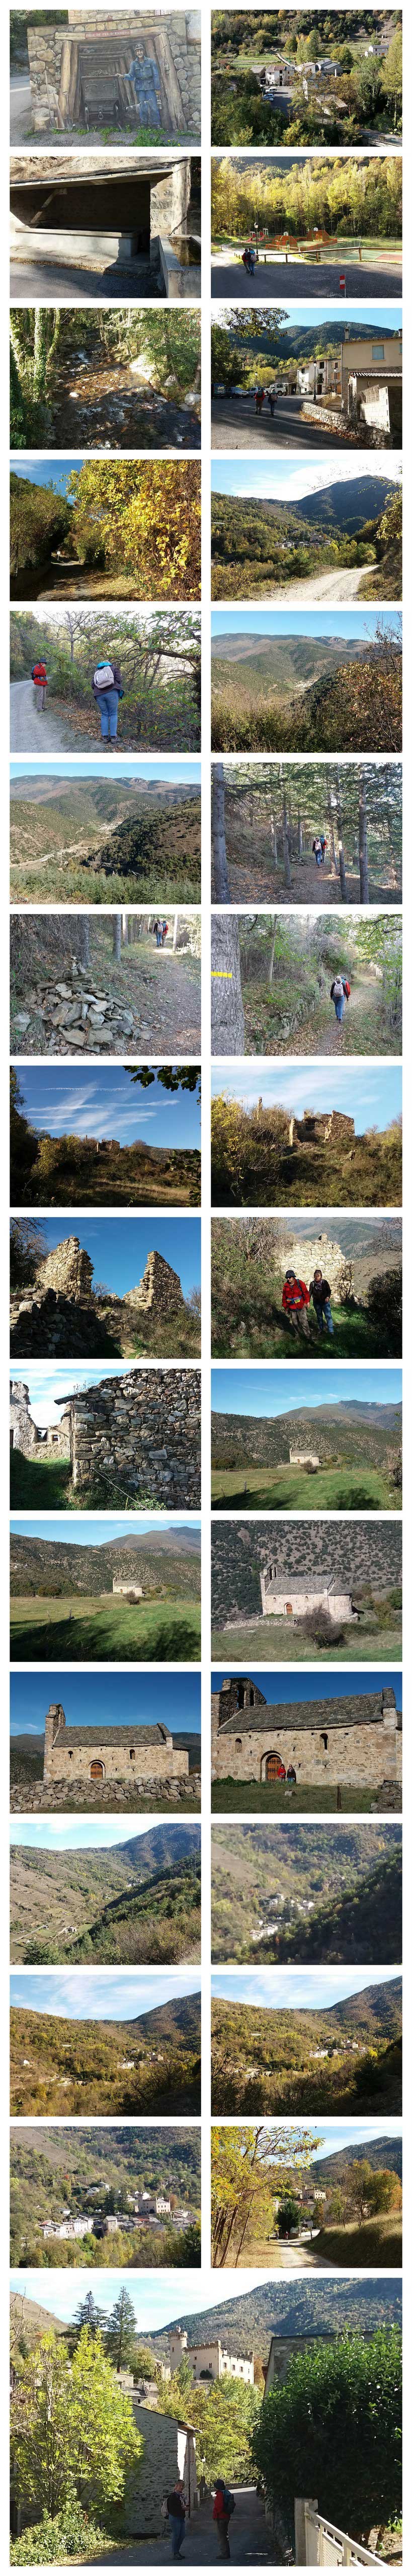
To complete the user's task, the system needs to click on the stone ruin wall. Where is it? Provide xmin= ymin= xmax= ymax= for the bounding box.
xmin=10 ymin=1381 xmax=69 ymax=1457
xmin=68 ymin=1366 xmax=201 ymax=1503
xmin=27 ymin=14 xmax=201 ymax=138
xmin=10 ymin=1241 xmax=186 ymax=1357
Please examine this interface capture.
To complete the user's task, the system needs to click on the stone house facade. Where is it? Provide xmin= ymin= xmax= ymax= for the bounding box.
xmin=43 ymin=1699 xmax=189 ymax=1790
xmin=123 ymin=2398 xmax=198 ymax=2535
xmin=169 ymin=2326 xmax=254 ymax=2384
xmin=26 ymin=14 xmax=201 ymax=139
xmin=211 ymin=1675 xmax=402 ymax=1791
xmin=289 ymin=1447 xmax=320 ymax=1468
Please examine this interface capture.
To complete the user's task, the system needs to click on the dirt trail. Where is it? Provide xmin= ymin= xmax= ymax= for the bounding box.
xmin=10 ymin=678 xmax=98 ymax=754
xmin=280 ymin=969 xmax=386 ymax=1060
xmin=246 ymin=562 xmax=375 ymax=607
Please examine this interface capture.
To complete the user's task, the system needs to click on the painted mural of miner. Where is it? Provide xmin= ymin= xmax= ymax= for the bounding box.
xmin=127 ymin=47 xmax=162 ymax=128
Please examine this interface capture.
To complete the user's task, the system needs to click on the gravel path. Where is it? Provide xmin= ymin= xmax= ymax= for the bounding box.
xmin=10 ymin=679 xmax=98 ymax=754
xmin=216 ymin=562 xmax=375 ymax=607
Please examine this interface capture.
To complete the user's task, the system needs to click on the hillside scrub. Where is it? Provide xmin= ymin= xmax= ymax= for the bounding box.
xmin=10 ymin=307 xmax=201 ymax=452
xmin=211 ymin=484 xmax=402 ymax=606
xmin=10 ymin=780 xmax=202 ymax=910
xmin=10 ymin=2002 xmax=201 ymax=2117
xmin=210 ymin=756 xmax=402 ymax=906
xmin=211 ymin=1093 xmax=402 ymax=1210
xmin=211 ymin=627 xmax=402 ymax=754
xmin=10 ymin=462 xmax=201 ymax=603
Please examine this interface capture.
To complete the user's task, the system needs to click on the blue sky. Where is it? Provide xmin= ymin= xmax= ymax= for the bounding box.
xmin=11 ymin=1515 xmax=201 ymax=1549
xmin=11 ymin=461 xmax=78 ymax=497
xmin=13 ymin=1214 xmax=201 ymax=1303
xmin=10 ymin=1668 xmax=201 ymax=1739
xmin=227 ymin=2117 xmax=401 ymax=2165
xmin=10 ymin=1360 xmax=200 ymax=1431
xmin=8 ymin=2264 xmax=399 ymax=2331
xmin=212 ymin=1967 xmax=401 ymax=2011
xmin=11 ymin=759 xmax=201 ymax=787
xmin=210 ymin=1060 xmax=401 ymax=1135
xmin=211 ymin=1667 xmax=402 ymax=1713
xmin=214 ymin=300 xmax=402 ymax=334
xmin=13 ymin=1066 xmax=201 ymax=1154
xmin=10 ymin=1818 xmax=200 ymax=1853
xmin=212 ymin=607 xmax=402 ymax=643
xmin=212 ymin=457 xmax=401 ymax=503
xmin=11 ymin=1968 xmax=200 ymax=2019
xmin=211 ymin=1364 xmax=401 ymax=1420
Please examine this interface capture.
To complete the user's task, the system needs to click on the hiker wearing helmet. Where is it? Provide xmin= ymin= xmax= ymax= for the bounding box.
xmin=331 ymin=971 xmax=351 ymax=1025
xmin=309 ymin=1268 xmax=334 ymax=1338
xmin=92 ymin=655 xmax=124 ymax=742
xmin=282 ymin=1270 xmax=311 ymax=1341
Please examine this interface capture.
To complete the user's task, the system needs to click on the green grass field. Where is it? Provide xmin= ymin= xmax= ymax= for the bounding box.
xmin=211 ymin=1464 xmax=400 ymax=1512
xmin=11 ymin=1454 xmax=72 ymax=1507
xmin=10 ymin=1595 xmax=201 ymax=1664
xmin=211 ymin=1779 xmax=388 ymax=1815
xmin=211 ymin=1615 xmax=402 ymax=1665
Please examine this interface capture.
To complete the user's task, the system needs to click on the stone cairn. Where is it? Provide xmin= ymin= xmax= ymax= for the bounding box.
xmin=16 ymin=958 xmax=136 ymax=1054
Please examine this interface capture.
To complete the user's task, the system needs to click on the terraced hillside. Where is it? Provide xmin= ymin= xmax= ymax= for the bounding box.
xmin=211 ymin=1977 xmax=402 ymax=2116
xmin=10 ymin=1989 xmax=201 ymax=2117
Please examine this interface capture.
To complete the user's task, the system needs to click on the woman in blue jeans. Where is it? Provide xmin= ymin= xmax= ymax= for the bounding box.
xmin=92 ymin=658 xmax=123 ymax=742
xmin=331 ymin=974 xmax=350 ymax=1025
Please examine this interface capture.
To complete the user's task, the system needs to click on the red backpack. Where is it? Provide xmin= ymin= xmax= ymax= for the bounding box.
xmin=33 ymin=663 xmax=46 ymax=682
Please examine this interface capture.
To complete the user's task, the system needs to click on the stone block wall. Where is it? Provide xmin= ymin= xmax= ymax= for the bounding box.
xmin=126 ymin=1250 xmax=185 ymax=1316
xmin=10 ymin=1290 xmax=110 ymax=1360
xmin=27 ymin=15 xmax=201 ymax=137
xmin=10 ymin=1381 xmax=40 ymax=1455
xmin=68 ymin=1366 xmax=201 ymax=1503
xmin=123 ymin=2407 xmax=197 ymax=2536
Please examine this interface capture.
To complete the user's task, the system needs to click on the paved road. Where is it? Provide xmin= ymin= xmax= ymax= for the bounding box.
xmin=10 ymin=678 xmax=99 ymax=754
xmin=212 ymin=254 xmax=402 ymax=300
xmin=10 ymin=73 xmax=32 ymax=143
xmin=11 ymin=259 xmax=155 ymax=302
xmin=212 ymin=393 xmax=357 ymax=452
xmin=97 ymin=2487 xmax=276 ymax=2563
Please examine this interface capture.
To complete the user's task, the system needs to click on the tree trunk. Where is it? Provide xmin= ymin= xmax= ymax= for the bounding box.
xmin=326 ymin=776 xmax=339 ymax=874
xmin=173 ymin=912 xmax=179 ymax=950
xmin=298 ymin=805 xmax=303 ymax=858
xmin=358 ymin=768 xmax=369 ymax=904
xmin=211 ymin=915 xmax=245 ymax=1056
xmin=282 ymin=780 xmax=292 ymax=890
xmin=112 ymin=916 xmax=121 ymax=962
xmin=270 ymin=813 xmax=278 ymax=871
xmin=212 ymin=762 xmax=230 ymax=901
xmin=268 ymin=922 xmax=277 ymax=986
xmin=33 ymin=309 xmax=49 ymax=401
xmin=78 ymin=918 xmax=90 ymax=970
xmin=122 ymin=912 xmax=128 ymax=945
xmin=335 ymin=767 xmax=348 ymax=903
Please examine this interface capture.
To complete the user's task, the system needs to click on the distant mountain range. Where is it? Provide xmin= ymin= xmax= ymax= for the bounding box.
xmin=10 ymin=776 xmax=199 ymax=811
xmin=212 ymin=1398 xmax=401 ymax=1471
xmin=11 ymin=2273 xmax=401 ymax=2363
xmin=10 ymin=1528 xmax=201 ymax=1601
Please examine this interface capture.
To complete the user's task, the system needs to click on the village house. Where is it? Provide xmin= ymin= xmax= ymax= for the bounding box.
xmin=211 ymin=1676 xmax=401 ymax=1793
xmin=296 ymin=332 xmax=402 ymax=441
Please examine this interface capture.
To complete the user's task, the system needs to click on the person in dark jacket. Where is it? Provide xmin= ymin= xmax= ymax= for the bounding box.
xmin=92 ymin=657 xmax=123 ymax=742
xmin=309 ymin=1268 xmax=334 ymax=1337
xmin=166 ymin=2480 xmax=186 ymax=2559
xmin=282 ymin=1270 xmax=311 ymax=1340
xmin=331 ymin=973 xmax=350 ymax=1025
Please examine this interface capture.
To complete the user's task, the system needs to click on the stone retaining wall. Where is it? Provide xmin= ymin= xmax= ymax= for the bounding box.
xmin=27 ymin=14 xmax=201 ymax=137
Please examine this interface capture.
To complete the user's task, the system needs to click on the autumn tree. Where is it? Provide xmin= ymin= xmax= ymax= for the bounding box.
xmin=66 ymin=462 xmax=201 ymax=601
xmin=11 ymin=2328 xmax=142 ymax=2524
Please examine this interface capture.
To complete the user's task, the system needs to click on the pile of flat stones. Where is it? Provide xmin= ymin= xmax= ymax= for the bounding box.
xmin=11 ymin=1773 xmax=201 ymax=1813
xmin=21 ymin=959 xmax=136 ymax=1052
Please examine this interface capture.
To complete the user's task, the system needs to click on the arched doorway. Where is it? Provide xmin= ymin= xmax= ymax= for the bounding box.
xmin=90 ymin=1760 xmax=104 ymax=1780
xmin=265 ymin=1753 xmax=286 ymax=1782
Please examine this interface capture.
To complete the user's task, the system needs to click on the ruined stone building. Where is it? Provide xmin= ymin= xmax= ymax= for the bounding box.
xmin=43 ymin=1699 xmax=189 ymax=1793
xmin=211 ymin=1676 xmax=402 ymax=1794
xmin=10 ymin=1237 xmax=186 ymax=1358
xmin=10 ymin=1367 xmax=201 ymax=1506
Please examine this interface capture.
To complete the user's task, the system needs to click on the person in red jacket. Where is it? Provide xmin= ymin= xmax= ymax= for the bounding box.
xmin=213 ymin=2480 xmax=235 ymax=2558
xmin=282 ymin=1269 xmax=311 ymax=1341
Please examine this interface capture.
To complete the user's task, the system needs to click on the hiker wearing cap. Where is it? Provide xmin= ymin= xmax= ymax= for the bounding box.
xmin=282 ymin=1270 xmax=311 ymax=1340
xmin=92 ymin=656 xmax=124 ymax=741
xmin=309 ymin=1269 xmax=334 ymax=1338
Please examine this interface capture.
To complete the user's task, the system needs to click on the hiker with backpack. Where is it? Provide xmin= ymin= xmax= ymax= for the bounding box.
xmin=309 ymin=1267 xmax=334 ymax=1338
xmin=92 ymin=655 xmax=124 ymax=742
xmin=331 ymin=971 xmax=350 ymax=1025
xmin=213 ymin=2479 xmax=235 ymax=2559
xmin=31 ymin=658 xmax=48 ymax=711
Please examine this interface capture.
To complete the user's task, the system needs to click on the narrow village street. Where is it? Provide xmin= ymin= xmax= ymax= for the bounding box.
xmin=97 ymin=2485 xmax=277 ymax=2563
